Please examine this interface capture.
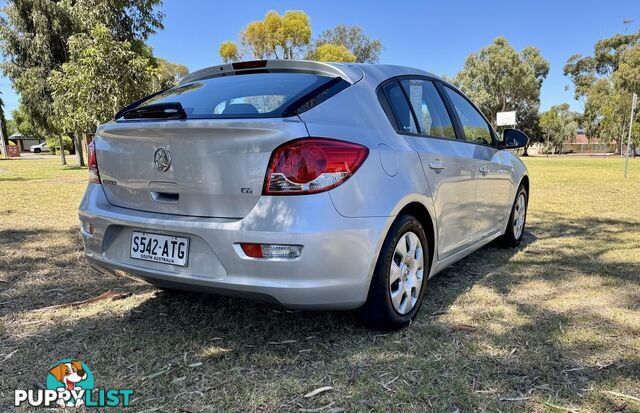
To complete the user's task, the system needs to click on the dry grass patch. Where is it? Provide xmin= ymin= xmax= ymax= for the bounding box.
xmin=1 ymin=156 xmax=639 ymax=412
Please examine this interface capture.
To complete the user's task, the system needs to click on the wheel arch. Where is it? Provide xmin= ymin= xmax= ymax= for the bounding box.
xmin=396 ymin=202 xmax=436 ymax=275
xmin=519 ymin=174 xmax=529 ymax=195
xmin=362 ymin=197 xmax=438 ymax=308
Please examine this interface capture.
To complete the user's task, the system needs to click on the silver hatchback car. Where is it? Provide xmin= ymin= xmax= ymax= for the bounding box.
xmin=79 ymin=60 xmax=529 ymax=329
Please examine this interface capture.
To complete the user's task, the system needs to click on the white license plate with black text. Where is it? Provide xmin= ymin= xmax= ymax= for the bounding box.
xmin=130 ymin=231 xmax=189 ymax=267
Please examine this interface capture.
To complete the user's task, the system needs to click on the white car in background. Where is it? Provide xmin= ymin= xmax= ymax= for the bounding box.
xmin=29 ymin=142 xmax=49 ymax=153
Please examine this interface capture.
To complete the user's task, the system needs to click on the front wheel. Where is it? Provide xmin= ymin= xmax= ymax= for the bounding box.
xmin=499 ymin=185 xmax=528 ymax=247
xmin=360 ymin=214 xmax=429 ymax=330
xmin=33 ymin=148 xmax=41 ymax=153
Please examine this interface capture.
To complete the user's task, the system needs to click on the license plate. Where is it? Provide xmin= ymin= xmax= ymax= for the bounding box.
xmin=130 ymin=231 xmax=189 ymax=267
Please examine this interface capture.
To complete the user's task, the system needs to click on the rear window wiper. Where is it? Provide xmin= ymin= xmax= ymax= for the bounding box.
xmin=119 ymin=102 xmax=187 ymax=120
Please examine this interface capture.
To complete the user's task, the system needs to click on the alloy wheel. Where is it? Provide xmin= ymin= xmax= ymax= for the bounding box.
xmin=389 ymin=231 xmax=424 ymax=315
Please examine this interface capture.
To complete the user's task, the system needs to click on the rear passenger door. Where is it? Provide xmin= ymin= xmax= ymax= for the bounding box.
xmin=442 ymin=86 xmax=514 ymax=241
xmin=381 ymin=78 xmax=477 ymax=259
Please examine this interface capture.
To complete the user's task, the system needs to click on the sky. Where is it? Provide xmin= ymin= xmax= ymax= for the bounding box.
xmin=1 ymin=0 xmax=639 ymax=118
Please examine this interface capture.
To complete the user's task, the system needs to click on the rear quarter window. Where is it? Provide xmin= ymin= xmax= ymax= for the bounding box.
xmin=124 ymin=72 xmax=346 ymax=119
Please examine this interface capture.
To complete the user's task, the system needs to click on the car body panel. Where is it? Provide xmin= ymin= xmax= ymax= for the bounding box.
xmin=96 ymin=118 xmax=309 ymax=218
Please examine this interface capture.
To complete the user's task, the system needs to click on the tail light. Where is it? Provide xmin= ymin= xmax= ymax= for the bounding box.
xmin=263 ymin=138 xmax=368 ymax=195
xmin=88 ymin=141 xmax=101 ymax=184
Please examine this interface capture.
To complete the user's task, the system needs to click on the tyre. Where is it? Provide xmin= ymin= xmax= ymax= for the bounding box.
xmin=360 ymin=214 xmax=429 ymax=330
xmin=34 ymin=148 xmax=41 ymax=153
xmin=499 ymin=185 xmax=528 ymax=247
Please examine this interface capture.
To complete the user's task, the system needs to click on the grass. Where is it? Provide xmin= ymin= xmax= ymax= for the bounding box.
xmin=1 ymin=156 xmax=639 ymax=412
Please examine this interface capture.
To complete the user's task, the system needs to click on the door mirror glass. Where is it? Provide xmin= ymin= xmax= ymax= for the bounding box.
xmin=502 ymin=128 xmax=529 ymax=149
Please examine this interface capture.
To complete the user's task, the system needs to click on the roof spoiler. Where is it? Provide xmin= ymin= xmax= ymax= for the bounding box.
xmin=179 ymin=60 xmax=363 ymax=85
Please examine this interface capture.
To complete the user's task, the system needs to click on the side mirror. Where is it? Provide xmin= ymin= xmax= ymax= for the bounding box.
xmin=502 ymin=128 xmax=529 ymax=149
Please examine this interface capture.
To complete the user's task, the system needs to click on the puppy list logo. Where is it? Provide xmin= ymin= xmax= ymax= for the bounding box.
xmin=14 ymin=359 xmax=133 ymax=408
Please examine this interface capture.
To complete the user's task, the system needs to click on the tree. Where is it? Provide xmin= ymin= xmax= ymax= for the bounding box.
xmin=540 ymin=104 xmax=578 ymax=154
xmin=615 ymin=44 xmax=640 ymax=93
xmin=310 ymin=43 xmax=356 ymax=62
xmin=217 ymin=12 xmax=383 ymax=64
xmin=0 ymin=0 xmax=164 ymax=137
xmin=10 ymin=105 xmax=37 ymax=138
xmin=154 ymin=57 xmax=189 ymax=90
xmin=49 ymin=24 xmax=155 ymax=165
xmin=454 ymin=37 xmax=549 ymax=154
xmin=307 ymin=25 xmax=382 ymax=63
xmin=564 ymin=31 xmax=640 ymax=153
xmin=232 ymin=10 xmax=311 ymax=60
xmin=219 ymin=41 xmax=240 ymax=63
xmin=0 ymin=92 xmax=7 ymax=145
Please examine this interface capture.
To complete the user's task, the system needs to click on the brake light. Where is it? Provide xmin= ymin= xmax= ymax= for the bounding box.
xmin=88 ymin=141 xmax=100 ymax=184
xmin=232 ymin=60 xmax=267 ymax=70
xmin=263 ymin=138 xmax=369 ymax=195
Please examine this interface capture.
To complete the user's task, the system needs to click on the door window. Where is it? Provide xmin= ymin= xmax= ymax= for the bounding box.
xmin=444 ymin=87 xmax=493 ymax=145
xmin=382 ymin=81 xmax=418 ymax=134
xmin=400 ymin=79 xmax=456 ymax=139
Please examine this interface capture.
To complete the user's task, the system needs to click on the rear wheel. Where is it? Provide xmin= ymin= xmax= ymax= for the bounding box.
xmin=499 ymin=185 xmax=528 ymax=247
xmin=34 ymin=148 xmax=41 ymax=153
xmin=360 ymin=214 xmax=429 ymax=330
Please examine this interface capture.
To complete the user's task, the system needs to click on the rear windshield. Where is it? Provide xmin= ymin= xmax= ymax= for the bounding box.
xmin=125 ymin=72 xmax=341 ymax=119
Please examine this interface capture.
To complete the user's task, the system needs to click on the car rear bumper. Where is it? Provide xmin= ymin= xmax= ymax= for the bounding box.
xmin=78 ymin=184 xmax=390 ymax=310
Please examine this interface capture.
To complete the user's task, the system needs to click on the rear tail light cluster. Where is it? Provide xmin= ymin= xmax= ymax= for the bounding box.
xmin=88 ymin=140 xmax=101 ymax=184
xmin=263 ymin=138 xmax=368 ymax=195
xmin=240 ymin=243 xmax=303 ymax=259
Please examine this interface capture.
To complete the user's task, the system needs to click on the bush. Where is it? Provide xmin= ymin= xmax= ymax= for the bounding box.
xmin=46 ymin=136 xmax=73 ymax=153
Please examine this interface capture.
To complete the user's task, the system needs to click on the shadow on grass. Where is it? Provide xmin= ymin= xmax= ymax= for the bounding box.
xmin=1 ymin=215 xmax=639 ymax=412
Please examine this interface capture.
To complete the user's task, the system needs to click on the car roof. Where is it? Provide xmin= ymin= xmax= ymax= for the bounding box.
xmin=335 ymin=62 xmax=442 ymax=82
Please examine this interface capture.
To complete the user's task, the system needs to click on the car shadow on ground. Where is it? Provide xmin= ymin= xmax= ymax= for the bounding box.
xmin=1 ymin=215 xmax=639 ymax=411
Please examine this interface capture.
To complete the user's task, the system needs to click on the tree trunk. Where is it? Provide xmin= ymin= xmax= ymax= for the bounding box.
xmin=522 ymin=143 xmax=530 ymax=156
xmin=58 ymin=135 xmax=66 ymax=165
xmin=74 ymin=132 xmax=85 ymax=167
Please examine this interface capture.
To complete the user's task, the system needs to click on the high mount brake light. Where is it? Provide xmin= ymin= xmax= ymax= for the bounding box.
xmin=263 ymin=138 xmax=368 ymax=195
xmin=88 ymin=141 xmax=101 ymax=184
xmin=232 ymin=60 xmax=268 ymax=70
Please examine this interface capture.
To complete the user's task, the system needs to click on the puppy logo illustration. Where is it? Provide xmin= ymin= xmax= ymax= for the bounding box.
xmin=46 ymin=359 xmax=94 ymax=408
xmin=15 ymin=358 xmax=132 ymax=408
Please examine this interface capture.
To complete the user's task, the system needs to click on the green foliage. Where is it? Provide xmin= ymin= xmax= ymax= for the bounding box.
xmin=310 ymin=43 xmax=356 ymax=63
xmin=615 ymin=45 xmax=640 ymax=94
xmin=308 ymin=25 xmax=382 ymax=63
xmin=540 ymin=103 xmax=578 ymax=153
xmin=564 ymin=31 xmax=639 ymax=150
xmin=10 ymin=105 xmax=37 ymax=138
xmin=48 ymin=24 xmax=155 ymax=133
xmin=154 ymin=57 xmax=189 ymax=90
xmin=46 ymin=135 xmax=73 ymax=153
xmin=454 ymin=37 xmax=549 ymax=138
xmin=0 ymin=0 xmax=164 ymax=136
xmin=5 ymin=118 xmax=17 ymax=137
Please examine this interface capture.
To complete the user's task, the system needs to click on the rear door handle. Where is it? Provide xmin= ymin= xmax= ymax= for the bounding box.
xmin=429 ymin=160 xmax=446 ymax=170
xmin=479 ymin=164 xmax=489 ymax=173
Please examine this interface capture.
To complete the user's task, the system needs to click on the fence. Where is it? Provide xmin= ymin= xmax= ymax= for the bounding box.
xmin=527 ymin=142 xmax=618 ymax=155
